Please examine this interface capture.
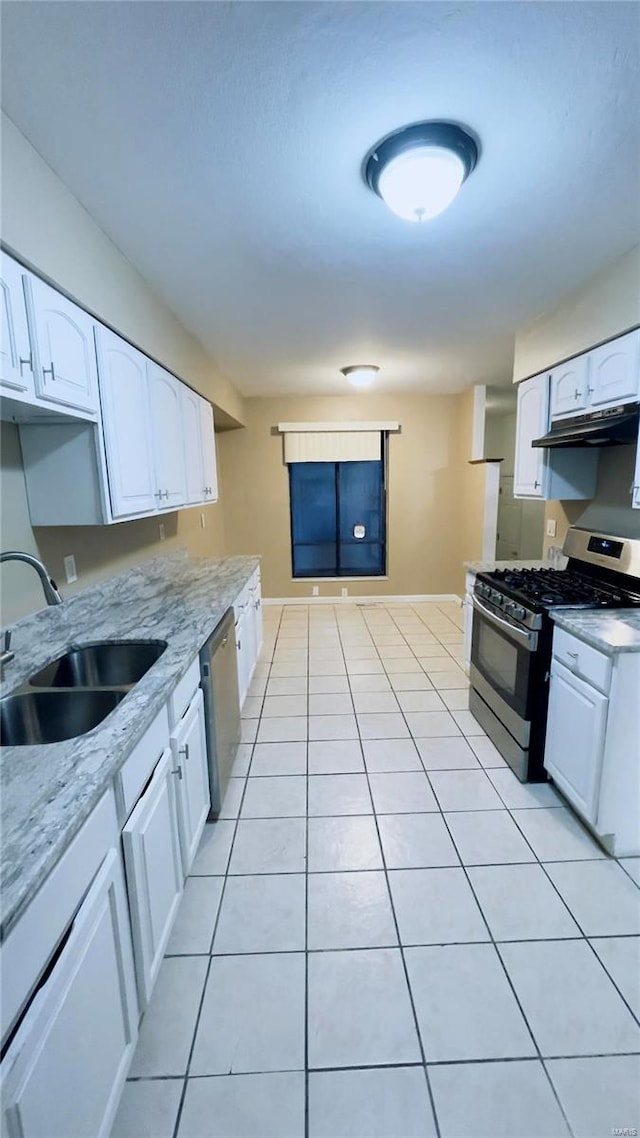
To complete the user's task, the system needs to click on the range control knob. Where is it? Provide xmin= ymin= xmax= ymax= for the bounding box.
xmin=511 ymin=604 xmax=527 ymax=621
xmin=490 ymin=590 xmax=503 ymax=606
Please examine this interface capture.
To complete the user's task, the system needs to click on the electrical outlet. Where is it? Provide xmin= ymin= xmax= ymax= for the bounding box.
xmin=312 ymin=586 xmax=319 ymax=596
xmin=200 ymin=513 xmax=206 ymax=529
xmin=159 ymin=523 xmax=166 ymax=541
xmin=546 ymin=519 xmax=557 ymax=537
xmin=63 ymin=554 xmax=77 ymax=584
xmin=341 ymin=587 xmax=348 ymax=597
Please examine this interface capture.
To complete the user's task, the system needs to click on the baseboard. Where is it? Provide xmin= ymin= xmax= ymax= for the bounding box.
xmin=263 ymin=594 xmax=463 ymax=606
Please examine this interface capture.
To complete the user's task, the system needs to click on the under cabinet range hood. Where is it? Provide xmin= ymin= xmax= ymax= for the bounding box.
xmin=532 ymin=403 xmax=640 ymax=449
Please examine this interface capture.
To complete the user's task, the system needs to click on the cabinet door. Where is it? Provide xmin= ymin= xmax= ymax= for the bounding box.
xmin=27 ymin=275 xmax=98 ymax=414
xmin=1 ymin=849 xmax=137 ymax=1138
xmin=181 ymin=385 xmax=206 ymax=504
xmin=122 ymin=748 xmax=183 ymax=1009
xmin=549 ymin=356 xmax=589 ymax=418
xmin=251 ymin=574 xmax=263 ymax=660
xmin=514 ymin=373 xmax=549 ymax=498
xmin=200 ymin=398 xmax=219 ymax=502
xmin=544 ymin=660 xmax=608 ymax=823
xmin=633 ymin=435 xmax=640 ymax=510
xmin=171 ymin=688 xmax=210 ymax=874
xmin=95 ymin=327 xmax=158 ymax=518
xmin=0 ymin=252 xmax=34 ymax=396
xmin=147 ymin=363 xmax=186 ymax=510
xmin=235 ymin=607 xmax=250 ymax=707
xmin=588 ymin=330 xmax=640 ymax=409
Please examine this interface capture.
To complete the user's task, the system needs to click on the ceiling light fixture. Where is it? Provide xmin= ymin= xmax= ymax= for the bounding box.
xmin=364 ymin=121 xmax=479 ymax=223
xmin=340 ymin=365 xmax=380 ymax=389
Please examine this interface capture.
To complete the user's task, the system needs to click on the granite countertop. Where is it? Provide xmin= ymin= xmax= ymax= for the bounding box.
xmin=0 ymin=551 xmax=260 ymax=939
xmin=550 ymin=609 xmax=640 ymax=655
xmin=463 ymin=558 xmax=549 ymax=574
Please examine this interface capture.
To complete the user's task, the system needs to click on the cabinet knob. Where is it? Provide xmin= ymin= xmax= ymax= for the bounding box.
xmin=42 ymin=363 xmax=56 ymax=381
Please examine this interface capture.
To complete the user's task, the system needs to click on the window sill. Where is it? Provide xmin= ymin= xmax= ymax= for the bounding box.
xmin=292 ymin=576 xmax=390 ymax=582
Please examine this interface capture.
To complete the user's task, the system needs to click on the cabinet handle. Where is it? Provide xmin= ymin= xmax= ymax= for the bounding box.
xmin=163 ymin=489 xmax=170 ymax=500
xmin=19 ymin=354 xmax=32 ymax=375
xmin=236 ymin=639 xmax=241 ymax=650
xmin=155 ymin=490 xmax=164 ymax=499
xmin=587 ymin=387 xmax=594 ymax=395
xmin=221 ymin=635 xmax=228 ymax=648
xmin=534 ymin=480 xmax=540 ymax=489
xmin=42 ymin=363 xmax=56 ymax=382
xmin=171 ymin=764 xmax=183 ymax=780
xmin=179 ymin=743 xmax=190 ymax=761
xmin=566 ymin=651 xmax=579 ymax=662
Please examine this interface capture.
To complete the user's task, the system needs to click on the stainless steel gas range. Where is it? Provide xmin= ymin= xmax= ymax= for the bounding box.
xmin=469 ymin=527 xmax=640 ymax=783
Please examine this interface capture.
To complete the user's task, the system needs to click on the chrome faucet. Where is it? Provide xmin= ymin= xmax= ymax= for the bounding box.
xmin=0 ymin=551 xmax=64 ymax=606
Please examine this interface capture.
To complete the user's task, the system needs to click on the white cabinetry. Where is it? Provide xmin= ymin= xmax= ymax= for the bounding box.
xmin=234 ymin=570 xmax=263 ymax=707
xmin=1 ymin=849 xmax=137 ymax=1138
xmin=633 ymin=436 xmax=640 ymax=510
xmin=95 ymin=327 xmax=158 ymax=518
xmin=122 ymin=748 xmax=184 ymax=1009
xmin=27 ymin=274 xmax=98 ymax=415
xmin=544 ymin=660 xmax=608 ymax=823
xmin=0 ymin=252 xmax=34 ymax=398
xmin=147 ymin=364 xmax=186 ymax=511
xmin=588 ymin=330 xmax=640 ymax=408
xmin=170 ymin=688 xmax=210 ymax=874
xmin=180 ymin=388 xmax=218 ymax=505
xmin=201 ymin=397 xmax=218 ymax=502
xmin=514 ymin=373 xmax=598 ymax=501
xmin=549 ymin=356 xmax=590 ymax=418
xmin=463 ymin=569 xmax=476 ymax=674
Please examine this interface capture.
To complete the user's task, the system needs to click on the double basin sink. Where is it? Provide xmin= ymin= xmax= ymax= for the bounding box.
xmin=1 ymin=641 xmax=167 ymax=746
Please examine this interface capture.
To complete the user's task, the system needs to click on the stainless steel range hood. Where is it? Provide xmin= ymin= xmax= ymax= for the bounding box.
xmin=532 ymin=403 xmax=639 ymax=448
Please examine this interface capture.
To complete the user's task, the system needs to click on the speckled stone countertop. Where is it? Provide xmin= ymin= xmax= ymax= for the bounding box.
xmin=0 ymin=551 xmax=259 ymax=939
xmin=463 ymin=558 xmax=550 ymax=575
xmin=550 ymin=609 xmax=640 ymax=655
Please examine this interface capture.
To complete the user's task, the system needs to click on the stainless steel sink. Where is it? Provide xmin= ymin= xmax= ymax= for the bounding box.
xmin=28 ymin=641 xmax=167 ymax=689
xmin=0 ymin=689 xmax=125 ymax=746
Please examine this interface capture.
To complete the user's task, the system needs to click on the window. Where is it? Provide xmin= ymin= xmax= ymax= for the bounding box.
xmin=289 ymin=453 xmax=386 ymax=578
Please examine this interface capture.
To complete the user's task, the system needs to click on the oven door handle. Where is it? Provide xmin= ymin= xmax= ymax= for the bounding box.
xmin=472 ymin=596 xmax=538 ymax=652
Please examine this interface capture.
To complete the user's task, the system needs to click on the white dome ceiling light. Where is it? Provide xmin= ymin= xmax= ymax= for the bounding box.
xmin=340 ymin=365 xmax=380 ymax=389
xmin=364 ymin=122 xmax=479 ymax=223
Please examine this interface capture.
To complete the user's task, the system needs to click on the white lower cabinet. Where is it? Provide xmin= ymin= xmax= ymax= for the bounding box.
xmin=544 ymin=659 xmax=608 ymax=824
xmin=1 ymin=849 xmax=138 ymax=1138
xmin=170 ymin=688 xmax=210 ymax=874
xmin=122 ymin=748 xmax=184 ymax=1009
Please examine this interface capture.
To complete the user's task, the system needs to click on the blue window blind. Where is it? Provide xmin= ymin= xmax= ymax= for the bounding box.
xmin=289 ymin=457 xmax=386 ymax=578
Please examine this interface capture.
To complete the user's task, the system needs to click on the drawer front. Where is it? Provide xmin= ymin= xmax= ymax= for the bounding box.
xmin=118 ymin=705 xmax=170 ymax=821
xmin=168 ymin=655 xmax=201 ymax=727
xmin=553 ymin=627 xmax=611 ymax=693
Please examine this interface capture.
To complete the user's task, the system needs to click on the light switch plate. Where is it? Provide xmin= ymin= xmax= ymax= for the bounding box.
xmin=546 ymin=519 xmax=557 ymax=537
xmin=63 ymin=554 xmax=77 ymax=584
xmin=159 ymin=523 xmax=166 ymax=541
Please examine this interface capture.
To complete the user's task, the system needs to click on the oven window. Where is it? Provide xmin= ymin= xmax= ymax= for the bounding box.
xmin=477 ymin=623 xmax=520 ymax=698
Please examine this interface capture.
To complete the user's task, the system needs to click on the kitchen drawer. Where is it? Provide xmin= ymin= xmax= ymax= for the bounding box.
xmin=233 ymin=584 xmax=251 ymax=623
xmin=168 ymin=655 xmax=200 ymax=727
xmin=552 ymin=627 xmax=611 ymax=694
xmin=117 ymin=705 xmax=170 ymax=821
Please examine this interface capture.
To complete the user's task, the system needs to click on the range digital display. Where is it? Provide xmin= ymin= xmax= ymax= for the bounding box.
xmin=587 ymin=536 xmax=624 ymax=559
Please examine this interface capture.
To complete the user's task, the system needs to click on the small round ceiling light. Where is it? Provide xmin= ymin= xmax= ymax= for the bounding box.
xmin=340 ymin=365 xmax=380 ymax=389
xmin=364 ymin=121 xmax=478 ymax=223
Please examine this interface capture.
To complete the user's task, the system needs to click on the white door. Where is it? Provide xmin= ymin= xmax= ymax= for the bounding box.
xmin=0 ymin=252 xmax=34 ymax=396
xmin=588 ymin=330 xmax=640 ymax=409
xmin=544 ymin=660 xmax=608 ymax=823
xmin=549 ymin=356 xmax=590 ymax=418
xmin=27 ymin=274 xmax=98 ymax=414
xmin=200 ymin=398 xmax=219 ymax=502
xmin=514 ymin=373 xmax=549 ymax=498
xmin=147 ymin=363 xmax=187 ymax=510
xmin=122 ymin=748 xmax=183 ymax=1009
xmin=171 ymin=689 xmax=211 ymax=874
xmin=95 ymin=327 xmax=158 ymax=518
xmin=1 ymin=850 xmax=138 ymax=1138
xmin=181 ymin=385 xmax=206 ymax=504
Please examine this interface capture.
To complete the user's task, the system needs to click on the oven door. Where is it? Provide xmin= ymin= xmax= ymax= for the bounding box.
xmin=470 ymin=596 xmax=537 ymax=746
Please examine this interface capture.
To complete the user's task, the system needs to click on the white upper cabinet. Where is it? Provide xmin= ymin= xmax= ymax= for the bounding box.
xmin=181 ymin=384 xmax=206 ymax=504
xmin=200 ymin=398 xmax=219 ymax=502
xmin=633 ymin=434 xmax=640 ymax=510
xmin=514 ymin=373 xmax=549 ymax=497
xmin=95 ymin=327 xmax=158 ymax=519
xmin=588 ymin=329 xmax=640 ymax=408
xmin=549 ymin=355 xmax=590 ymax=418
xmin=27 ymin=275 xmax=98 ymax=414
xmin=0 ymin=252 xmax=33 ymax=397
xmin=147 ymin=363 xmax=187 ymax=510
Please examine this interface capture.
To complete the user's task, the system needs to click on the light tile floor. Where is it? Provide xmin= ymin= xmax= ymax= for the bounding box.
xmin=112 ymin=601 xmax=640 ymax=1138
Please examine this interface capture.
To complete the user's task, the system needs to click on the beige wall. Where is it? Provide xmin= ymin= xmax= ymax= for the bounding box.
xmin=218 ymin=391 xmax=484 ymax=599
xmin=0 ymin=422 xmax=226 ymax=623
xmin=513 ymin=245 xmax=640 ymax=383
xmin=0 ymin=112 xmax=244 ymax=427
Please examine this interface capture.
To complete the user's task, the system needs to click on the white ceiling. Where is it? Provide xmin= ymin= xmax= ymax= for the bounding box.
xmin=2 ymin=1 xmax=639 ymax=398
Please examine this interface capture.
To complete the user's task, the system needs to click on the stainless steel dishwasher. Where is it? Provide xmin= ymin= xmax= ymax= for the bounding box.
xmin=199 ymin=608 xmax=241 ymax=818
